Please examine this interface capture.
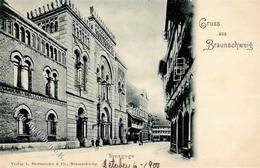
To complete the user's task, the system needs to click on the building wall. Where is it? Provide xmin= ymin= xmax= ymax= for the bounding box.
xmin=159 ymin=0 xmax=194 ymax=158
xmin=29 ymin=3 xmax=128 ymax=145
xmin=48 ymin=10 xmax=97 ymax=145
xmin=0 ymin=33 xmax=66 ymax=100
xmin=126 ymin=83 xmax=150 ymax=142
xmin=114 ymin=110 xmax=128 ymax=143
xmin=152 ymin=127 xmax=171 ymax=137
xmin=0 ymin=1 xmax=128 ymax=146
xmin=113 ymin=58 xmax=127 ymax=143
xmin=0 ymin=91 xmax=66 ymax=143
xmin=0 ymin=8 xmax=67 ymax=143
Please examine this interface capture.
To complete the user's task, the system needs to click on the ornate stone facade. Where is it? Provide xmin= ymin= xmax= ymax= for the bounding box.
xmin=0 ymin=0 xmax=127 ymax=148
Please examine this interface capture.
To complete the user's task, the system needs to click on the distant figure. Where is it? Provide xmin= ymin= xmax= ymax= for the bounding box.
xmin=95 ymin=139 xmax=100 ymax=151
xmin=96 ymin=139 xmax=100 ymax=147
xmin=91 ymin=138 xmax=95 ymax=147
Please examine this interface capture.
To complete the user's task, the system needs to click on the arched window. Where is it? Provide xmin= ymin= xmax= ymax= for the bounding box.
xmin=106 ymin=75 xmax=109 ymax=82
xmin=54 ymin=48 xmax=57 ymax=61
xmin=76 ymin=28 xmax=79 ymax=38
xmin=121 ymin=84 xmax=124 ymax=106
xmin=14 ymin=23 xmax=19 ymax=39
xmin=83 ymin=57 xmax=87 ymax=91
xmin=20 ymin=27 xmax=25 ymax=43
xmin=11 ymin=53 xmax=33 ymax=90
xmin=25 ymin=30 xmax=30 ymax=45
xmin=84 ymin=35 xmax=87 ymax=45
xmin=46 ymin=43 xmax=49 ymax=56
xmin=23 ymin=60 xmax=32 ymax=91
xmin=16 ymin=109 xmax=31 ymax=135
xmin=118 ymin=81 xmax=122 ymax=106
xmin=47 ymin=113 xmax=57 ymax=136
xmin=58 ymin=51 xmax=61 ymax=62
xmin=73 ymin=24 xmax=76 ymax=35
xmin=82 ymin=33 xmax=85 ymax=43
xmin=50 ymin=22 xmax=54 ymax=33
xmin=46 ymin=24 xmax=50 ymax=33
xmin=75 ymin=50 xmax=81 ymax=87
xmin=37 ymin=37 xmax=41 ymax=50
xmin=53 ymin=73 xmax=58 ymax=99
xmin=96 ymin=67 xmax=101 ymax=96
xmin=101 ymin=65 xmax=105 ymax=80
xmin=50 ymin=46 xmax=53 ymax=59
xmin=118 ymin=82 xmax=121 ymax=93
xmin=87 ymin=35 xmax=90 ymax=46
xmin=42 ymin=25 xmax=45 ymax=31
xmin=75 ymin=50 xmax=80 ymax=65
xmin=44 ymin=67 xmax=58 ymax=98
xmin=54 ymin=21 xmax=58 ymax=32
xmin=12 ymin=55 xmax=22 ymax=88
xmin=42 ymin=40 xmax=45 ymax=53
xmin=32 ymin=34 xmax=36 ymax=48
xmin=105 ymin=75 xmax=109 ymax=100
xmin=96 ymin=68 xmax=100 ymax=79
xmin=45 ymin=69 xmax=51 ymax=96
xmin=6 ymin=19 xmax=12 ymax=34
xmin=62 ymin=53 xmax=66 ymax=64
xmin=79 ymin=30 xmax=82 ymax=41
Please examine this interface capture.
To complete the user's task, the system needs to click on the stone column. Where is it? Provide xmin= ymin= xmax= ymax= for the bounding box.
xmin=83 ymin=121 xmax=86 ymax=138
xmin=18 ymin=118 xmax=23 ymax=134
xmin=108 ymin=123 xmax=112 ymax=144
xmin=78 ymin=68 xmax=82 ymax=87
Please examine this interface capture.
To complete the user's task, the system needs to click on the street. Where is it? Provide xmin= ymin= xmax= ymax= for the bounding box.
xmin=0 ymin=142 xmax=193 ymax=168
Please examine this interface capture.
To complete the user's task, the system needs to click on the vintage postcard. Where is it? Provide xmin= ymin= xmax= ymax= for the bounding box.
xmin=0 ymin=0 xmax=259 ymax=167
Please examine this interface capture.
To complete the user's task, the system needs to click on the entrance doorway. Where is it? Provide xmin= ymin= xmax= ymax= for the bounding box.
xmin=100 ymin=107 xmax=111 ymax=145
xmin=76 ymin=108 xmax=87 ymax=147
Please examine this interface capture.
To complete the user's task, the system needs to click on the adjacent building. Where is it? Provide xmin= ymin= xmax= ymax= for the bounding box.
xmin=159 ymin=0 xmax=195 ymax=158
xmin=151 ymin=115 xmax=170 ymax=142
xmin=0 ymin=0 xmax=127 ymax=148
xmin=126 ymin=82 xmax=150 ymax=143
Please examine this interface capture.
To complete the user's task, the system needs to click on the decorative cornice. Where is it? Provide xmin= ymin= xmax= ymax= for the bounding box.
xmin=0 ymin=83 xmax=67 ymax=106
